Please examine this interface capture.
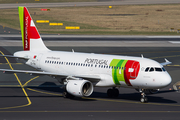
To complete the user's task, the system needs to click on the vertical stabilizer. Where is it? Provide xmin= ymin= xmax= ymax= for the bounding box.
xmin=18 ymin=6 xmax=49 ymax=51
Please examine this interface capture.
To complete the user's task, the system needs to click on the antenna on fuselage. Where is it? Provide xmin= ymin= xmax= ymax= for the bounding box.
xmin=72 ymin=49 xmax=74 ymax=53
xmin=141 ymin=54 xmax=144 ymax=58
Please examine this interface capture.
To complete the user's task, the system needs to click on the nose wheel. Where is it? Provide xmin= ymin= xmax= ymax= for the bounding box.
xmin=140 ymin=90 xmax=148 ymax=103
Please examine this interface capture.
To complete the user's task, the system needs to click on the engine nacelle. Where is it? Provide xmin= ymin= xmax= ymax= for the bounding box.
xmin=66 ymin=80 xmax=93 ymax=97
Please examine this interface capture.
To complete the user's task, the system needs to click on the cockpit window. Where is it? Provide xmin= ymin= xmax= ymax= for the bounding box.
xmin=145 ymin=67 xmax=166 ymax=72
xmin=145 ymin=67 xmax=149 ymax=72
xmin=162 ymin=67 xmax=166 ymax=71
xmin=149 ymin=67 xmax=154 ymax=72
xmin=155 ymin=68 xmax=162 ymax=72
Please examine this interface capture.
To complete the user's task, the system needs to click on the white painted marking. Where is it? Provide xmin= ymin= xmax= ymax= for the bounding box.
xmin=169 ymin=41 xmax=180 ymax=44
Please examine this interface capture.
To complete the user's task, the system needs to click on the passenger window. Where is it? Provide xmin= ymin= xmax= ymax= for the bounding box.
xmin=145 ymin=67 xmax=149 ymax=72
xmin=155 ymin=68 xmax=162 ymax=72
xmin=149 ymin=67 xmax=154 ymax=72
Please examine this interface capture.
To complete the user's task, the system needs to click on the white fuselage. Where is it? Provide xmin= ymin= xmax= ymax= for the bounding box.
xmin=14 ymin=50 xmax=172 ymax=90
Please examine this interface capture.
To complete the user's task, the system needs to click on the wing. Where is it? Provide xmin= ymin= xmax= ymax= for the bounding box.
xmin=0 ymin=69 xmax=101 ymax=82
xmin=160 ymin=58 xmax=172 ymax=66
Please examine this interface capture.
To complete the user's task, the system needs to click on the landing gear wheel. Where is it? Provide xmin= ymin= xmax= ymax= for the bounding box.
xmin=63 ymin=86 xmax=75 ymax=99
xmin=63 ymin=91 xmax=69 ymax=98
xmin=63 ymin=91 xmax=75 ymax=99
xmin=107 ymin=89 xmax=113 ymax=98
xmin=107 ymin=88 xmax=119 ymax=98
xmin=140 ymin=97 xmax=148 ymax=103
xmin=113 ymin=88 xmax=119 ymax=98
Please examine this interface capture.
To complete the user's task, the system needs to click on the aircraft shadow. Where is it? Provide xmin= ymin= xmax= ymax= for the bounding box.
xmin=91 ymin=91 xmax=177 ymax=104
xmin=25 ymin=82 xmax=178 ymax=103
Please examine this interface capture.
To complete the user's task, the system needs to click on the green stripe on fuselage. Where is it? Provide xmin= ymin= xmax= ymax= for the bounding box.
xmin=110 ymin=59 xmax=128 ymax=85
xmin=18 ymin=6 xmax=24 ymax=49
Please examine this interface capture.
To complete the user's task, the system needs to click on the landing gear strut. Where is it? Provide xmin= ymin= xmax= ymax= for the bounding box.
xmin=107 ymin=87 xmax=119 ymax=98
xmin=140 ymin=89 xmax=148 ymax=103
xmin=63 ymin=86 xmax=74 ymax=99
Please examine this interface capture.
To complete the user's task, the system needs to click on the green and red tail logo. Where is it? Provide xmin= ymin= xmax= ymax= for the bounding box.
xmin=18 ymin=7 xmax=40 ymax=51
xmin=110 ymin=59 xmax=140 ymax=86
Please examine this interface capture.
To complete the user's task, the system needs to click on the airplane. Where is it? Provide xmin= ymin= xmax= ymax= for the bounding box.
xmin=0 ymin=7 xmax=172 ymax=103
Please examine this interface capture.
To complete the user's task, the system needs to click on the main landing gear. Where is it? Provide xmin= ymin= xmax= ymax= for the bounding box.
xmin=107 ymin=87 xmax=119 ymax=98
xmin=140 ymin=89 xmax=148 ymax=103
xmin=63 ymin=86 xmax=75 ymax=99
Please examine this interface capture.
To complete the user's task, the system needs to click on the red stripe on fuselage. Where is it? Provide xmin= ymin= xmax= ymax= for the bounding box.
xmin=124 ymin=60 xmax=140 ymax=86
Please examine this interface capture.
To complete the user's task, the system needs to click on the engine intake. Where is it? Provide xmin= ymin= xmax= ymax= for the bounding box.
xmin=66 ymin=80 xmax=93 ymax=97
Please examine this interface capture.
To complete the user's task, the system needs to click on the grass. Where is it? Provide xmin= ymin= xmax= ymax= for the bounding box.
xmin=0 ymin=0 xmax=97 ymax=4
xmin=0 ymin=4 xmax=180 ymax=35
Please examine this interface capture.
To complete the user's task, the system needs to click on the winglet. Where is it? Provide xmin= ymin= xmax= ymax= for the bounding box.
xmin=161 ymin=58 xmax=172 ymax=66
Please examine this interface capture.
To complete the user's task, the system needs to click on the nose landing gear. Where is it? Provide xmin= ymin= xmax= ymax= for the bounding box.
xmin=140 ymin=89 xmax=148 ymax=103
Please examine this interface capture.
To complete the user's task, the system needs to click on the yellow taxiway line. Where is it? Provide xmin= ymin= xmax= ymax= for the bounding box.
xmin=0 ymin=51 xmax=31 ymax=109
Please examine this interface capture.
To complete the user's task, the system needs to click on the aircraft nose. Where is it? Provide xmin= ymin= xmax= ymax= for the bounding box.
xmin=160 ymin=73 xmax=172 ymax=87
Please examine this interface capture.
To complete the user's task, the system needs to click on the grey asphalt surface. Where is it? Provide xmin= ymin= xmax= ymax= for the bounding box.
xmin=0 ymin=0 xmax=180 ymax=9
xmin=0 ymin=46 xmax=180 ymax=120
xmin=1 ymin=35 xmax=180 ymax=47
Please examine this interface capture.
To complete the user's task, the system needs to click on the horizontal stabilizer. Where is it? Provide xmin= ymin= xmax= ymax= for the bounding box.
xmin=0 ymin=55 xmax=29 ymax=60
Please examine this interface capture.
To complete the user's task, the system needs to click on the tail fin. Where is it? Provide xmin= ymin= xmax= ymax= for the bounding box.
xmin=18 ymin=6 xmax=49 ymax=51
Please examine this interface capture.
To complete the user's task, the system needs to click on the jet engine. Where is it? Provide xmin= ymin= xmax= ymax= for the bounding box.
xmin=66 ymin=80 xmax=93 ymax=97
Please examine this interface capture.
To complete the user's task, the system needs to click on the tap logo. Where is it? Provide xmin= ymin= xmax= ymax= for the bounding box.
xmin=110 ymin=59 xmax=140 ymax=86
